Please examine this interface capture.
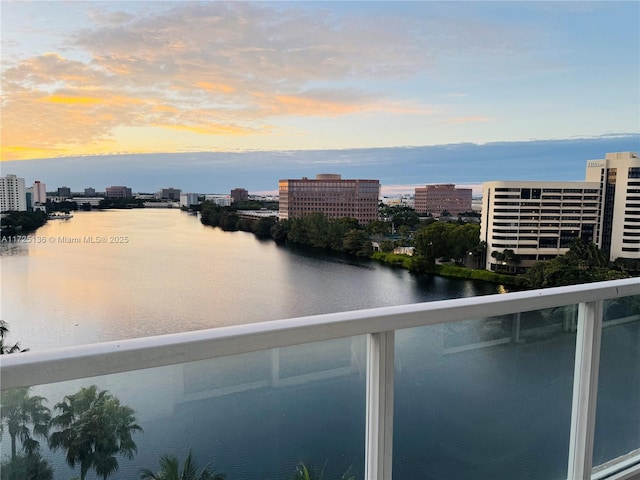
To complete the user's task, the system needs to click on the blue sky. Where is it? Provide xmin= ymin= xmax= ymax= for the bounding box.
xmin=1 ymin=1 xmax=639 ymax=194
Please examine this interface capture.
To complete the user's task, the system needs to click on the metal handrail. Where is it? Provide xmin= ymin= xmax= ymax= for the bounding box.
xmin=2 ymin=277 xmax=638 ymax=390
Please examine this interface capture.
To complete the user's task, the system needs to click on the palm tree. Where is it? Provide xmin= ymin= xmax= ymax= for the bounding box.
xmin=49 ymin=385 xmax=143 ymax=480
xmin=0 ymin=387 xmax=51 ymax=461
xmin=0 ymin=320 xmax=28 ymax=354
xmin=292 ymin=462 xmax=355 ymax=480
xmin=139 ymin=450 xmax=225 ymax=480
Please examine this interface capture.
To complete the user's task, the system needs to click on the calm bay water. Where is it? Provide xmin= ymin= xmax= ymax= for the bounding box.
xmin=1 ymin=210 xmax=637 ymax=480
xmin=0 ymin=209 xmax=497 ymax=350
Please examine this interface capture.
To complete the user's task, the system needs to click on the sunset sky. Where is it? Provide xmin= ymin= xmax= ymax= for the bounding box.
xmin=1 ymin=1 xmax=639 ymax=193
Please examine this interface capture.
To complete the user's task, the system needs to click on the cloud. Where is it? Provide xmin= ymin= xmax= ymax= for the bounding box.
xmin=0 ymin=2 xmax=584 ymax=160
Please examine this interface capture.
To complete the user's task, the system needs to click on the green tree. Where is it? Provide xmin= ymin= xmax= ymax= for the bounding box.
xmin=270 ymin=219 xmax=291 ymax=243
xmin=491 ymin=248 xmax=521 ymax=271
xmin=565 ymin=238 xmax=608 ymax=268
xmin=342 ymin=229 xmax=373 ymax=256
xmin=139 ymin=450 xmax=225 ymax=480
xmin=0 ymin=321 xmax=28 ymax=354
xmin=0 ymin=388 xmax=51 ymax=462
xmin=252 ymin=217 xmax=277 ymax=238
xmin=365 ymin=220 xmax=391 ymax=236
xmin=379 ymin=205 xmax=419 ymax=228
xmin=292 ymin=462 xmax=355 ymax=480
xmin=379 ymin=240 xmax=395 ymax=253
xmin=449 ymin=223 xmax=480 ymax=264
xmin=524 ymin=240 xmax=627 ymax=288
xmin=49 ymin=385 xmax=142 ymax=480
xmin=0 ymin=452 xmax=53 ymax=480
xmin=218 ymin=212 xmax=239 ymax=231
xmin=413 ymin=222 xmax=454 ymax=263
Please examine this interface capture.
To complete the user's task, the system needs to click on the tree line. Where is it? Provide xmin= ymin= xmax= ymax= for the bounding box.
xmin=200 ymin=200 xmax=635 ymax=289
xmin=0 ymin=211 xmax=48 ymax=238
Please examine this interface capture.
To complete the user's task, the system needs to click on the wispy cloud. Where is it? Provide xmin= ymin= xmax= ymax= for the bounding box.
xmin=1 ymin=2 xmax=546 ymax=160
xmin=2 ymin=2 xmax=637 ymax=161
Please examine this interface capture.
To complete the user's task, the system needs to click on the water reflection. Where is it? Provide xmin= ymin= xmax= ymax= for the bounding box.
xmin=1 ymin=209 xmax=498 ymax=350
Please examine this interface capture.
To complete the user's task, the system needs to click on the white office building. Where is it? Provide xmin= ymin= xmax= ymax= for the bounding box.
xmin=205 ymin=194 xmax=232 ymax=207
xmin=481 ymin=181 xmax=601 ymax=272
xmin=0 ymin=174 xmax=27 ymax=212
xmin=180 ymin=193 xmax=199 ymax=208
xmin=481 ymin=152 xmax=640 ymax=271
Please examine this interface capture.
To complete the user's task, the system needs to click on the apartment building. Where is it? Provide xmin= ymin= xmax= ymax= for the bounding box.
xmin=32 ymin=181 xmax=47 ymax=204
xmin=279 ymin=174 xmax=380 ymax=224
xmin=0 ymin=174 xmax=27 ymax=212
xmin=481 ymin=181 xmax=601 ymax=272
xmin=481 ymin=152 xmax=640 ymax=272
xmin=414 ymin=184 xmax=472 ymax=217
xmin=585 ymin=151 xmax=640 ymax=260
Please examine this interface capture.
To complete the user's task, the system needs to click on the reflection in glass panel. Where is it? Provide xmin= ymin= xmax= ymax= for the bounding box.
xmin=593 ymin=295 xmax=640 ymax=468
xmin=394 ymin=306 xmax=578 ymax=480
xmin=0 ymin=337 xmax=366 ymax=480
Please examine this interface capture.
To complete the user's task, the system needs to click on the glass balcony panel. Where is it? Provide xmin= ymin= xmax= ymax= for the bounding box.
xmin=0 ymin=337 xmax=366 ymax=480
xmin=593 ymin=295 xmax=640 ymax=468
xmin=394 ymin=306 xmax=578 ymax=480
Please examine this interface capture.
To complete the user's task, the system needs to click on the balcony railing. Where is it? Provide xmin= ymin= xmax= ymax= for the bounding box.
xmin=2 ymin=278 xmax=639 ymax=480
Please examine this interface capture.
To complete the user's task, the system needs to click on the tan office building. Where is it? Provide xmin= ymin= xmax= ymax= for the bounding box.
xmin=279 ymin=174 xmax=380 ymax=224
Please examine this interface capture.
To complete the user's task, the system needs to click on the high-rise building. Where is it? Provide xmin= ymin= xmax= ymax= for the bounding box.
xmin=0 ymin=174 xmax=27 ymax=212
xmin=279 ymin=174 xmax=380 ymax=224
xmin=105 ymin=186 xmax=133 ymax=198
xmin=85 ymin=187 xmax=96 ymax=196
xmin=481 ymin=151 xmax=640 ymax=271
xmin=414 ymin=184 xmax=472 ymax=217
xmin=32 ymin=181 xmax=47 ymax=204
xmin=231 ymin=188 xmax=249 ymax=203
xmin=585 ymin=151 xmax=640 ymax=261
